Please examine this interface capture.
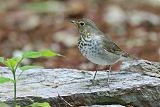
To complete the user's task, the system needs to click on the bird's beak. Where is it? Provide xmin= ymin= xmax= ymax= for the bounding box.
xmin=70 ymin=20 xmax=77 ymax=25
xmin=70 ymin=20 xmax=80 ymax=28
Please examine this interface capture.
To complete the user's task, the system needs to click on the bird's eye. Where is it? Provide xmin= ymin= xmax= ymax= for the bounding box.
xmin=79 ymin=22 xmax=85 ymax=26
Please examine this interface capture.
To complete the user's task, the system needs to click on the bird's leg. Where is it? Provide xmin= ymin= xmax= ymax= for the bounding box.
xmin=93 ymin=65 xmax=98 ymax=80
xmin=107 ymin=65 xmax=111 ymax=85
xmin=90 ymin=65 xmax=99 ymax=85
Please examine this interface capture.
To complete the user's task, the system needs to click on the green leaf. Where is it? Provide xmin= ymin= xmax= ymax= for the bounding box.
xmin=22 ymin=50 xmax=61 ymax=58
xmin=0 ymin=102 xmax=10 ymax=107
xmin=20 ymin=65 xmax=43 ymax=71
xmin=22 ymin=51 xmax=42 ymax=58
xmin=4 ymin=57 xmax=22 ymax=70
xmin=41 ymin=50 xmax=61 ymax=57
xmin=0 ymin=76 xmax=13 ymax=84
xmin=28 ymin=102 xmax=51 ymax=107
xmin=22 ymin=2 xmax=49 ymax=13
xmin=0 ymin=57 xmax=4 ymax=63
xmin=22 ymin=1 xmax=62 ymax=13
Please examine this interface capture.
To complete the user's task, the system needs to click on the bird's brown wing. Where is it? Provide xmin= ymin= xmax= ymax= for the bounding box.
xmin=102 ymin=35 xmax=123 ymax=55
xmin=102 ymin=37 xmax=138 ymax=60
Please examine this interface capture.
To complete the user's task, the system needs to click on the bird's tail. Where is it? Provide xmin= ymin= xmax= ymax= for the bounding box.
xmin=121 ymin=52 xmax=140 ymax=61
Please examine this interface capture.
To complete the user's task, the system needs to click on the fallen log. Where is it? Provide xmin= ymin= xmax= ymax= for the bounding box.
xmin=0 ymin=60 xmax=160 ymax=107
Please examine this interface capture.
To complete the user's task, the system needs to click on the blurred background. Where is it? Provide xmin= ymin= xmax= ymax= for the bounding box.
xmin=0 ymin=0 xmax=159 ymax=71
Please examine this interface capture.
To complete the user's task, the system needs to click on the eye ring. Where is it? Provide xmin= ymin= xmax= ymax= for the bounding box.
xmin=79 ymin=22 xmax=85 ymax=26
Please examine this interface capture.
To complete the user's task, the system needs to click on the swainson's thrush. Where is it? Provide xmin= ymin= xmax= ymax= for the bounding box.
xmin=71 ymin=18 xmax=138 ymax=84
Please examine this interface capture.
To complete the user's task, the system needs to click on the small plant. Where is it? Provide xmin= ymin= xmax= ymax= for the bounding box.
xmin=0 ymin=50 xmax=61 ymax=107
xmin=28 ymin=102 xmax=51 ymax=107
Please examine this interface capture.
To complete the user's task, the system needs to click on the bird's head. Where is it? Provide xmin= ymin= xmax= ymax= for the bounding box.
xmin=71 ymin=18 xmax=100 ymax=36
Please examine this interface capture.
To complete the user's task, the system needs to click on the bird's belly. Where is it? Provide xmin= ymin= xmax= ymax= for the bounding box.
xmin=78 ymin=44 xmax=120 ymax=65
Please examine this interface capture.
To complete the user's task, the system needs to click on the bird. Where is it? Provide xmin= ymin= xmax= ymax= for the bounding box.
xmin=71 ymin=18 xmax=138 ymax=84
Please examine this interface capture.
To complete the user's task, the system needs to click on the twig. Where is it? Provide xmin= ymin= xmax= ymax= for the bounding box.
xmin=57 ymin=92 xmax=73 ymax=107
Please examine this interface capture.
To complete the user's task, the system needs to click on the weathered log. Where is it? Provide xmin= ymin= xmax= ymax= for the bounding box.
xmin=0 ymin=60 xmax=160 ymax=107
xmin=121 ymin=59 xmax=160 ymax=78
